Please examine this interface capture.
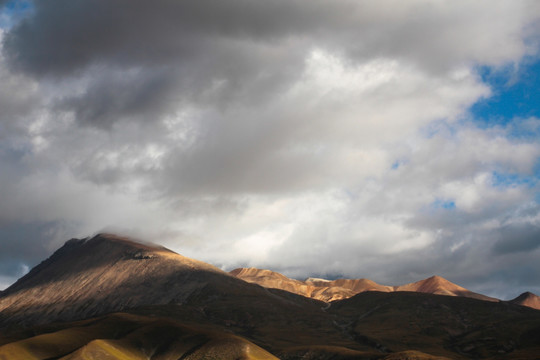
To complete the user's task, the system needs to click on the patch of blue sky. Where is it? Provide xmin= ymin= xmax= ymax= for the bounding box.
xmin=470 ymin=57 xmax=540 ymax=128
xmin=469 ymin=56 xmax=540 ymax=205
xmin=0 ymin=0 xmax=33 ymax=29
xmin=491 ymin=171 xmax=537 ymax=188
xmin=431 ymin=199 xmax=456 ymax=210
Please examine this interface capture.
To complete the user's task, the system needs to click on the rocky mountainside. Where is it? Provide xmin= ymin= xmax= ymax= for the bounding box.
xmin=1 ymin=234 xmax=540 ymax=359
xmin=231 ymin=268 xmax=498 ymax=303
xmin=230 ymin=267 xmax=357 ymax=301
xmin=0 ymin=234 xmax=324 ymax=330
xmin=393 ymin=275 xmax=497 ymax=301
xmin=0 ymin=234 xmax=224 ymax=327
xmin=509 ymin=291 xmax=540 ymax=310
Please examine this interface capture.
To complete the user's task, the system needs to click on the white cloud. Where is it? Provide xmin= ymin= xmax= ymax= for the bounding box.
xmin=1 ymin=0 xmax=540 ymax=296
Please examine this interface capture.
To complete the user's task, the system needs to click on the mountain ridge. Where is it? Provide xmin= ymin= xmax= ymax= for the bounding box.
xmin=2 ymin=233 xmax=540 ymax=359
xmin=509 ymin=291 xmax=540 ymax=310
xmin=230 ymin=267 xmax=500 ymax=304
xmin=0 ymin=233 xmax=278 ymax=329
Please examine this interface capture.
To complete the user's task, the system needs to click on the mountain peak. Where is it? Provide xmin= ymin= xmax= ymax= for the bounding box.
xmin=0 ymin=233 xmax=229 ymax=328
xmin=509 ymin=291 xmax=540 ymax=310
xmin=76 ymin=233 xmax=171 ymax=252
xmin=391 ymin=275 xmax=463 ymax=295
xmin=420 ymin=275 xmax=456 ymax=288
xmin=426 ymin=275 xmax=446 ymax=281
xmin=393 ymin=275 xmax=497 ymax=302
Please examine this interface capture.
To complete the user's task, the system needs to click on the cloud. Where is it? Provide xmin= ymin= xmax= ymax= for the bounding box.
xmin=6 ymin=1 xmax=539 ymax=75
xmin=493 ymin=223 xmax=540 ymax=254
xmin=3 ymin=0 xmax=539 ymax=129
xmin=0 ymin=1 xmax=540 ymax=298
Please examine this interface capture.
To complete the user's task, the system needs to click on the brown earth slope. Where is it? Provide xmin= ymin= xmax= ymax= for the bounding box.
xmin=394 ymin=275 xmax=497 ymax=302
xmin=509 ymin=292 xmax=540 ymax=310
xmin=0 ymin=233 xmax=230 ymax=328
xmin=230 ymin=268 xmax=358 ymax=301
xmin=231 ymin=268 xmax=498 ymax=303
xmin=0 ymin=313 xmax=278 ymax=360
xmin=329 ymin=291 xmax=540 ymax=359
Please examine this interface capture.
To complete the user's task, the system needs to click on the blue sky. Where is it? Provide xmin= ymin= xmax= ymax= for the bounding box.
xmin=471 ymin=58 xmax=540 ymax=203
xmin=0 ymin=0 xmax=32 ymax=28
xmin=472 ymin=60 xmax=540 ymax=125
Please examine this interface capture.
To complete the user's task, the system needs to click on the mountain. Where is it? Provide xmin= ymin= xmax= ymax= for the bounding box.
xmin=328 ymin=291 xmax=540 ymax=359
xmin=0 ymin=234 xmax=378 ymax=358
xmin=0 ymin=233 xmax=232 ymax=328
xmin=231 ymin=268 xmax=498 ymax=303
xmin=393 ymin=275 xmax=497 ymax=302
xmin=230 ymin=267 xmax=357 ymax=301
xmin=2 ymin=233 xmax=540 ymax=359
xmin=509 ymin=292 xmax=540 ymax=310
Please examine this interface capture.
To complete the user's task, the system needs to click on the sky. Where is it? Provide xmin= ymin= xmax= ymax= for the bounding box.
xmin=0 ymin=0 xmax=539 ymax=300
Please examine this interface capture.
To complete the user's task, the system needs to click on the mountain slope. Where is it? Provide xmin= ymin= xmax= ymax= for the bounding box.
xmin=0 ymin=234 xmax=330 ymax=333
xmin=307 ymin=277 xmax=394 ymax=293
xmin=0 ymin=233 xmax=230 ymax=328
xmin=230 ymin=267 xmax=357 ymax=301
xmin=394 ymin=275 xmax=497 ymax=302
xmin=0 ymin=313 xmax=278 ymax=360
xmin=509 ymin=292 xmax=540 ymax=310
xmin=231 ymin=268 xmax=497 ymax=303
xmin=329 ymin=291 xmax=540 ymax=359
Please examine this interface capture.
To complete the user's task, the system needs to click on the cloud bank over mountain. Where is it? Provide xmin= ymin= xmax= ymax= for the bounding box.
xmin=1 ymin=0 xmax=540 ymax=299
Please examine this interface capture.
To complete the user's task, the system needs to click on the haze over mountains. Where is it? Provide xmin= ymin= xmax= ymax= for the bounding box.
xmin=1 ymin=234 xmax=540 ymax=359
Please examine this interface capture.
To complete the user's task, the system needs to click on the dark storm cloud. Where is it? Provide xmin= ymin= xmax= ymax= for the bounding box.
xmin=492 ymin=223 xmax=540 ymax=254
xmin=55 ymin=67 xmax=178 ymax=128
xmin=3 ymin=0 xmax=332 ymax=127
xmin=2 ymin=0 xmax=335 ymax=75
xmin=0 ymin=54 xmax=40 ymax=133
xmin=0 ymin=221 xmax=56 ymax=266
xmin=8 ymin=0 xmax=534 ymax=75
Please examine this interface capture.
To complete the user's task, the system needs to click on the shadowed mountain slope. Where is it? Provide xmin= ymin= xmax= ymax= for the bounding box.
xmin=329 ymin=291 xmax=540 ymax=359
xmin=231 ymin=268 xmax=498 ymax=303
xmin=0 ymin=313 xmax=278 ymax=360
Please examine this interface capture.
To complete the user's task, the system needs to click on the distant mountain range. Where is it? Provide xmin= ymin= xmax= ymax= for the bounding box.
xmin=230 ymin=268 xmax=506 ymax=304
xmin=1 ymin=233 xmax=540 ymax=359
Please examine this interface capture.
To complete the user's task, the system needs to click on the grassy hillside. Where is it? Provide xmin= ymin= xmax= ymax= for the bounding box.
xmin=0 ymin=313 xmax=278 ymax=360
